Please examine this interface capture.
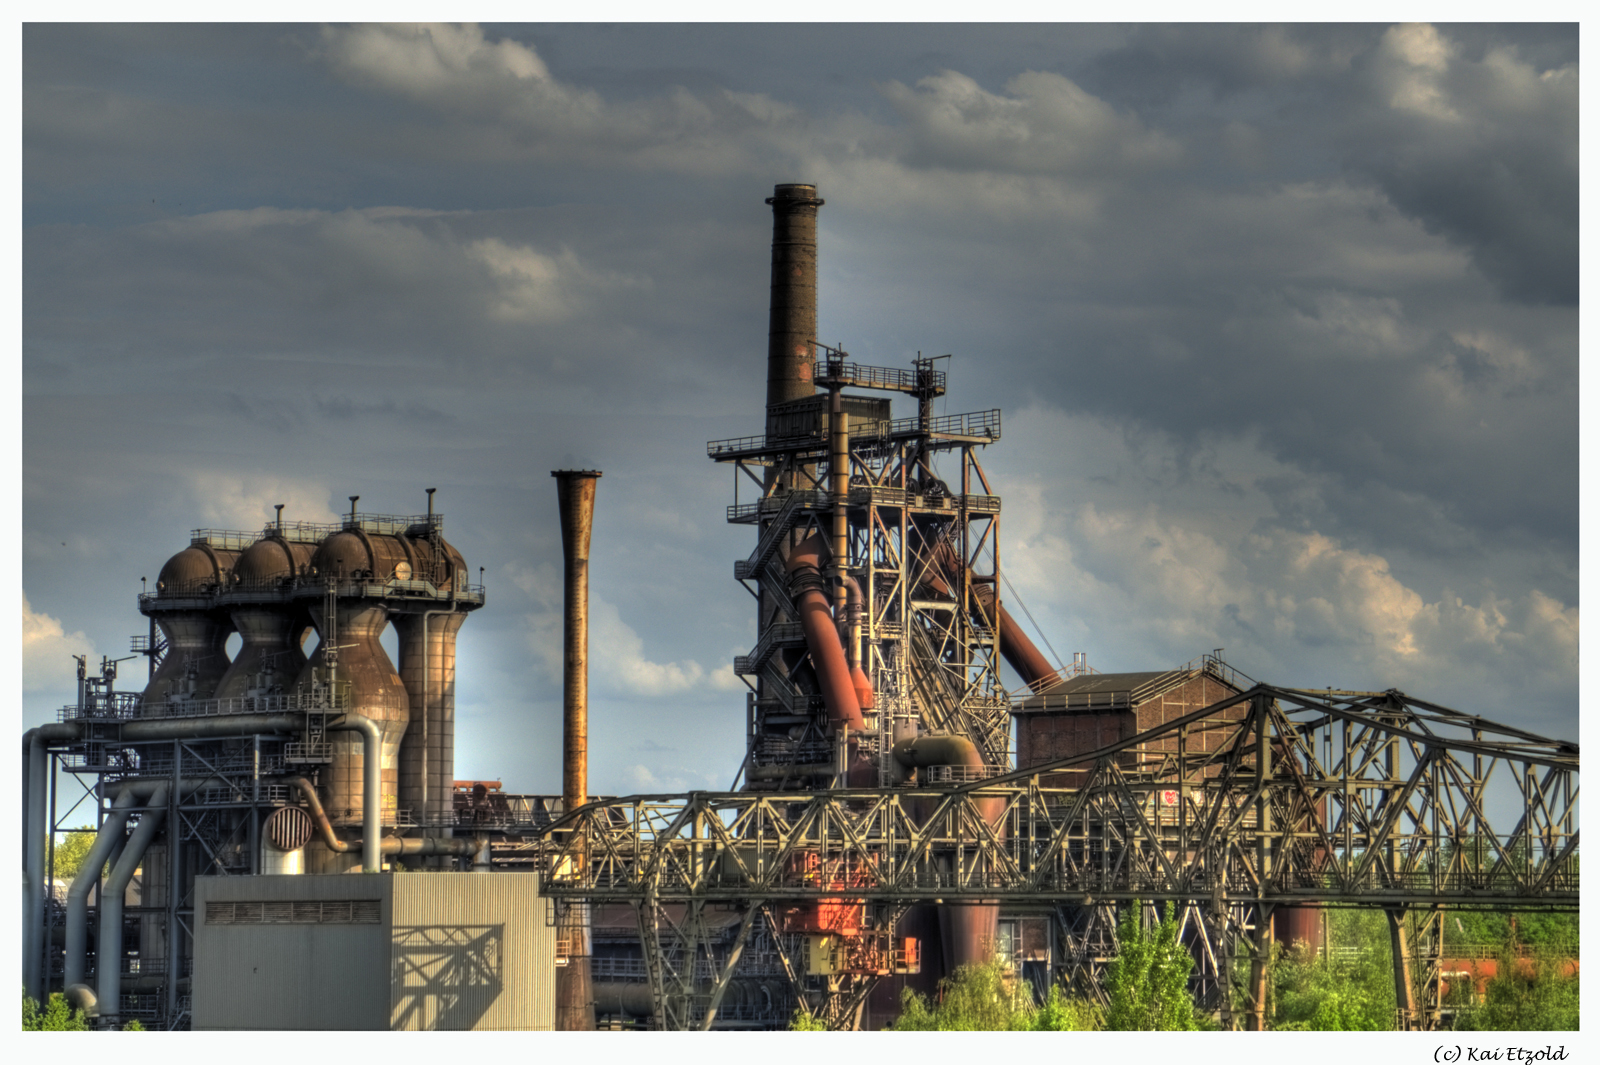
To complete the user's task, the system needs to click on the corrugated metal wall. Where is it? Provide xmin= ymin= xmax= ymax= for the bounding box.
xmin=391 ymin=873 xmax=554 ymax=1031
xmin=193 ymin=874 xmax=394 ymax=1030
xmin=192 ymin=873 xmax=554 ymax=1031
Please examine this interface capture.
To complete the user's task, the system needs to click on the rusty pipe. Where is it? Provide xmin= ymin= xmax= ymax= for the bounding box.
xmin=972 ymin=585 xmax=1059 ymax=690
xmin=890 ymin=733 xmax=1005 ymax=975
xmin=553 ymin=469 xmax=600 ymax=1033
xmin=919 ymin=540 xmax=1060 ymax=690
xmin=829 ymin=386 xmax=848 ymax=620
xmin=786 ymin=534 xmax=864 ymax=733
xmin=552 ymin=470 xmax=600 ymax=819
xmin=765 ymin=184 xmax=824 ymax=408
xmin=283 ymin=777 xmax=476 ymax=858
xmin=842 ymin=575 xmax=873 ymax=710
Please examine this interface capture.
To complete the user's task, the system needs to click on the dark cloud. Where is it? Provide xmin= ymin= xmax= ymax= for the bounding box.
xmin=22 ymin=23 xmax=1578 ymax=792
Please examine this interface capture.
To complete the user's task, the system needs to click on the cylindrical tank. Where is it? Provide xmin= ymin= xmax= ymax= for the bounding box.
xmin=766 ymin=183 xmax=824 ymax=409
xmin=214 ymin=535 xmax=315 ymax=700
xmin=140 ymin=543 xmax=241 ymax=711
xmin=395 ymin=533 xmax=470 ymax=830
xmin=296 ymin=529 xmax=412 ymax=871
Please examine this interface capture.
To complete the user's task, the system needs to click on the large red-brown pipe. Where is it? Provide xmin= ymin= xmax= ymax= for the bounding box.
xmin=891 ymin=735 xmax=1005 ymax=976
xmin=971 ymin=584 xmax=1059 ymax=691
xmin=786 ymin=534 xmax=864 ymax=733
xmin=842 ymin=575 xmax=874 ymax=711
xmin=921 ymin=540 xmax=1058 ymax=690
xmin=552 ymin=469 xmax=600 ymax=1032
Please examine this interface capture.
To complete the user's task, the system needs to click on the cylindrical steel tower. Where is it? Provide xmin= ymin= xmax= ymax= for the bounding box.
xmin=552 ymin=469 xmax=601 ymax=1032
xmin=395 ymin=531 xmax=471 ymax=831
xmin=296 ymin=529 xmax=411 ymax=872
xmin=765 ymin=183 xmax=824 ymax=410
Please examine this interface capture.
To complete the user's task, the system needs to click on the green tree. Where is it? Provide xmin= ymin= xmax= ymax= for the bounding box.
xmin=51 ymin=828 xmax=100 ymax=884
xmin=1103 ymin=902 xmax=1205 ymax=1031
xmin=1271 ymin=941 xmax=1394 ymax=1031
xmin=22 ymin=988 xmax=88 ymax=1031
xmin=787 ymin=1009 xmax=828 ymax=1030
xmin=1452 ymin=943 xmax=1580 ymax=1031
xmin=888 ymin=959 xmax=1100 ymax=1031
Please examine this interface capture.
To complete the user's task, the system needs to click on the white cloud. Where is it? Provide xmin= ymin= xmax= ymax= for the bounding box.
xmin=990 ymin=406 xmax=1576 ymax=716
xmin=23 ymin=593 xmax=96 ymax=693
xmin=316 ymin=23 xmax=573 ymax=114
xmin=507 ymin=560 xmax=733 ymax=698
xmin=882 ymin=68 xmax=1182 ymax=177
xmin=185 ymin=471 xmax=341 ymax=532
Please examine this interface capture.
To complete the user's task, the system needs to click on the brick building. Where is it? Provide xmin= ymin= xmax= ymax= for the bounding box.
xmin=1011 ymin=662 xmax=1247 ymax=787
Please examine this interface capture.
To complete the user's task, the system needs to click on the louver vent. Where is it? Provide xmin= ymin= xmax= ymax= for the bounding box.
xmin=207 ymin=899 xmax=380 ymax=924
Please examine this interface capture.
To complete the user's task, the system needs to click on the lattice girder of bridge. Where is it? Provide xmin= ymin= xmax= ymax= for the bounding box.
xmin=515 ymin=684 xmax=1576 ymax=1029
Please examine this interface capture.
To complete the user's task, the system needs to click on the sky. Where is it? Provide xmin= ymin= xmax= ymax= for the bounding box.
xmin=19 ymin=20 xmax=1581 ymax=800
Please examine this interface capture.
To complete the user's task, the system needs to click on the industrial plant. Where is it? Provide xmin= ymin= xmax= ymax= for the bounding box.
xmin=21 ymin=185 xmax=1579 ymax=1031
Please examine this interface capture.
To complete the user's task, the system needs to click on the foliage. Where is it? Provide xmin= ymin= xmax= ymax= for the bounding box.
xmin=1451 ymin=943 xmax=1580 ymax=1031
xmin=123 ymin=1019 xmax=146 ymax=1031
xmin=1103 ymin=902 xmax=1205 ymax=1031
xmin=21 ymin=989 xmax=88 ymax=1031
xmin=787 ymin=1009 xmax=828 ymax=1030
xmin=1271 ymin=941 xmax=1394 ymax=1031
xmin=888 ymin=959 xmax=1101 ymax=1031
xmin=1028 ymin=983 xmax=1104 ymax=1031
xmin=51 ymin=828 xmax=100 ymax=884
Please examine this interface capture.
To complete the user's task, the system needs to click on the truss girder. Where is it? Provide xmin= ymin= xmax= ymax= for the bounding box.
xmin=527 ymin=686 xmax=1575 ymax=913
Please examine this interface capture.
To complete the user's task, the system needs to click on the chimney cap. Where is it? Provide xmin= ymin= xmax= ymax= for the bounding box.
xmin=551 ymin=469 xmax=603 ymax=478
xmin=766 ymin=183 xmax=823 ymax=207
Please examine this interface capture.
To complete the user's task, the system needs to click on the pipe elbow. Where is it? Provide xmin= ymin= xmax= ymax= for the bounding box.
xmin=64 ymin=983 xmax=98 ymax=1019
xmin=785 ymin=533 xmax=827 ymax=575
xmin=891 ymin=734 xmax=984 ymax=771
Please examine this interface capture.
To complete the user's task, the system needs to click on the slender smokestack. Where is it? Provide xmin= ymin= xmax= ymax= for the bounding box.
xmin=766 ymin=183 xmax=824 ymax=410
xmin=551 ymin=469 xmax=600 ymax=1032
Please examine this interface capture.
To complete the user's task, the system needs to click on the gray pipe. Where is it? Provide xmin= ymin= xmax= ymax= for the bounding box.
xmin=328 ymin=715 xmax=382 ymax=873
xmin=119 ymin=714 xmax=302 ymax=742
xmin=64 ymin=983 xmax=98 ymax=1019
xmin=65 ymin=790 xmax=141 ymax=989
xmin=22 ymin=731 xmax=48 ymax=1003
xmin=97 ymin=785 xmax=168 ymax=1024
xmin=20 ymin=724 xmax=78 ymax=1001
xmin=99 ymin=777 xmax=231 ymax=801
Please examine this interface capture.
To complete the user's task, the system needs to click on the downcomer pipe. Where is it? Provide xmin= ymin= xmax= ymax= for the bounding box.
xmin=64 ymin=789 xmax=141 ymax=991
xmin=98 ymin=784 xmax=168 ymax=1024
xmin=972 ymin=585 xmax=1058 ymax=691
xmin=889 ymin=735 xmax=1006 ymax=977
xmin=920 ymin=541 xmax=1060 ymax=691
xmin=552 ymin=469 xmax=600 ymax=1033
xmin=786 ymin=534 xmax=864 ymax=733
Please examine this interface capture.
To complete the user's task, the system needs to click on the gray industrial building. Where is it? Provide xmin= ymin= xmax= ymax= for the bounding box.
xmin=193 ymin=873 xmax=553 ymax=1030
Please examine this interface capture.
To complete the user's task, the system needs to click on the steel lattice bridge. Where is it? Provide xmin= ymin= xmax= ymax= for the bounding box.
xmin=505 ymin=685 xmax=1578 ymax=1030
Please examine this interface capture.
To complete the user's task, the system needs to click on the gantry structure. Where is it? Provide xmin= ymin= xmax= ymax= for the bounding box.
xmin=710 ymin=347 xmax=1010 ymax=785
xmin=508 ymin=681 xmax=1578 ymax=1030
